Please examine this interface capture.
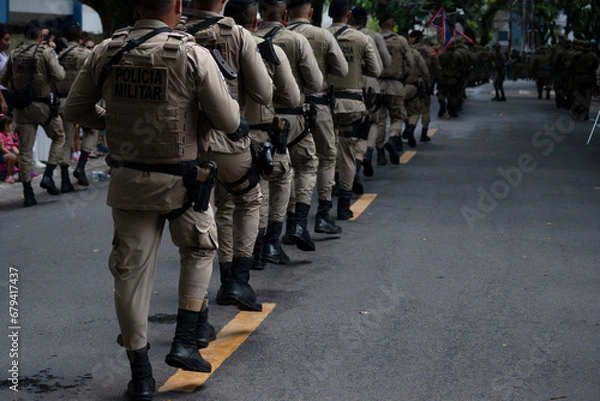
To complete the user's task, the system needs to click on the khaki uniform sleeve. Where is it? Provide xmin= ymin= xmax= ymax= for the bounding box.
xmin=362 ymin=35 xmax=382 ymax=79
xmin=239 ymin=28 xmax=272 ymax=107
xmin=399 ymin=36 xmax=414 ymax=71
xmin=324 ymin=29 xmax=348 ymax=78
xmin=273 ymin=46 xmax=301 ymax=108
xmin=191 ymin=46 xmax=240 ymax=134
xmin=296 ymin=34 xmax=323 ymax=93
xmin=63 ymin=51 xmax=106 ymax=129
xmin=45 ymin=47 xmax=66 ymax=82
xmin=416 ymin=50 xmax=431 ymax=89
xmin=374 ymin=32 xmax=392 ymax=69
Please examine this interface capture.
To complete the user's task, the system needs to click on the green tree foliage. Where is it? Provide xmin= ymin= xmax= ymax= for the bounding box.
xmin=81 ymin=0 xmax=137 ymax=37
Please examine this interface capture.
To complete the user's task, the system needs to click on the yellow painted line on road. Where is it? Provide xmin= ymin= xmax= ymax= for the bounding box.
xmin=349 ymin=193 xmax=377 ymax=221
xmin=400 ymin=151 xmax=417 ymax=164
xmin=428 ymin=128 xmax=438 ymax=137
xmin=159 ymin=303 xmax=276 ymax=393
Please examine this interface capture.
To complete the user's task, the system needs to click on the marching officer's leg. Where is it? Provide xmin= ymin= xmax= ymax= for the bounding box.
xmin=15 ymin=122 xmax=38 ymax=206
xmin=40 ymin=113 xmax=66 ymax=195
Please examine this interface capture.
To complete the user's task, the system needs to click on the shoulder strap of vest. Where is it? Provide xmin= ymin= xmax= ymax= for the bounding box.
xmin=261 ymin=25 xmax=282 ymax=40
xmin=185 ymin=16 xmax=223 ymax=36
xmin=287 ymin=22 xmax=309 ymax=31
xmin=96 ymin=26 xmax=172 ymax=90
xmin=384 ymin=34 xmax=395 ymax=40
xmin=58 ymin=45 xmax=80 ymax=62
xmin=333 ymin=25 xmax=350 ymax=39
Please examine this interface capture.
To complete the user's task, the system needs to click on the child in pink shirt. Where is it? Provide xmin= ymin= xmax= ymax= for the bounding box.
xmin=0 ymin=114 xmax=18 ymax=183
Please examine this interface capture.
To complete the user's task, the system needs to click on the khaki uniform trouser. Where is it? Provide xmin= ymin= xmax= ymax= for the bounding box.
xmin=377 ymin=94 xmax=405 ymax=140
xmin=312 ymin=104 xmax=337 ymax=202
xmin=15 ymin=105 xmax=66 ymax=183
xmin=420 ymin=94 xmax=432 ymax=128
xmin=405 ymin=84 xmax=423 ymax=126
xmin=250 ymin=128 xmax=293 ymax=227
xmin=281 ymin=114 xmax=318 ymax=212
xmin=201 ymin=150 xmax=262 ymax=263
xmin=368 ymin=106 xmax=388 ymax=149
xmin=109 ymin=206 xmax=217 ymax=351
xmin=59 ymin=100 xmax=97 ymax=162
xmin=335 ymin=112 xmax=367 ymax=192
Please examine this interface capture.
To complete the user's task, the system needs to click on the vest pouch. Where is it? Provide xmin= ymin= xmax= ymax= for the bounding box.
xmin=10 ymin=84 xmax=34 ymax=109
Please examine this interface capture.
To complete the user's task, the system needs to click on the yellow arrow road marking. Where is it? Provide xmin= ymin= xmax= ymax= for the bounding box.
xmin=159 ymin=303 xmax=276 ymax=393
xmin=349 ymin=193 xmax=377 ymax=221
xmin=428 ymin=128 xmax=438 ymax=137
xmin=400 ymin=150 xmax=417 ymax=164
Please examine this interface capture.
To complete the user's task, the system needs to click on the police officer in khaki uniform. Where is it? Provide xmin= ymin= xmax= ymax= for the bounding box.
xmin=377 ymin=14 xmax=414 ymax=164
xmin=0 ymin=20 xmax=66 ymax=207
xmin=287 ymin=0 xmax=348 ymax=235
xmin=63 ymin=0 xmax=240 ymax=398
xmin=177 ymin=0 xmax=272 ymax=313
xmin=409 ymin=30 xmax=441 ymax=142
xmin=402 ymin=46 xmax=431 ymax=143
xmin=224 ymin=0 xmax=301 ymax=267
xmin=255 ymin=0 xmax=323 ymax=253
xmin=55 ymin=22 xmax=92 ymax=192
xmin=491 ymin=43 xmax=507 ymax=101
xmin=351 ymin=6 xmax=391 ymax=172
xmin=327 ymin=0 xmax=382 ymax=219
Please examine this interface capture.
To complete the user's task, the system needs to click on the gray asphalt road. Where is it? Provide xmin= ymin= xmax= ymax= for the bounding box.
xmin=1 ymin=80 xmax=599 ymax=401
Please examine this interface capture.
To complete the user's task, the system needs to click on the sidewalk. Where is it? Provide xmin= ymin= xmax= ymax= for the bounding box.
xmin=0 ymin=155 xmax=110 ymax=209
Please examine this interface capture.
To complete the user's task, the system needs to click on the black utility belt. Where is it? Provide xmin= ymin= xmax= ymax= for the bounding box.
xmin=33 ymin=96 xmax=52 ymax=104
xmin=334 ymin=91 xmax=363 ymax=101
xmin=106 ymin=155 xmax=197 ymax=176
xmin=275 ymin=106 xmax=304 ymax=115
xmin=304 ymin=95 xmax=329 ymax=105
xmin=250 ymin=123 xmax=272 ymax=132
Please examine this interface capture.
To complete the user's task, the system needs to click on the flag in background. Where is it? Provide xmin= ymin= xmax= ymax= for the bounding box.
xmin=428 ymin=6 xmax=453 ymax=55
xmin=454 ymin=29 xmax=477 ymax=46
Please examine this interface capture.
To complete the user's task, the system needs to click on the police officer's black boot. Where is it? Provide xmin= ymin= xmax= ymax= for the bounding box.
xmin=40 ymin=163 xmax=60 ymax=195
xmin=22 ymin=182 xmax=37 ymax=207
xmin=337 ymin=189 xmax=354 ymax=220
xmin=405 ymin=124 xmax=417 ymax=148
xmin=401 ymin=120 xmax=410 ymax=138
xmin=220 ymin=256 xmax=262 ymax=312
xmin=216 ymin=262 xmax=233 ymax=305
xmin=195 ymin=301 xmax=216 ymax=349
xmin=384 ymin=136 xmax=402 ymax=165
xmin=288 ymin=202 xmax=316 ymax=251
xmin=251 ymin=227 xmax=266 ymax=270
xmin=376 ymin=147 xmax=387 ymax=166
xmin=352 ymin=160 xmax=364 ymax=195
xmin=537 ymin=89 xmax=543 ymax=99
xmin=262 ymin=221 xmax=290 ymax=265
xmin=165 ymin=309 xmax=212 ymax=372
xmin=362 ymin=147 xmax=374 ymax=177
xmin=73 ymin=151 xmax=90 ymax=186
xmin=60 ymin=164 xmax=75 ymax=193
xmin=281 ymin=211 xmax=296 ymax=245
xmin=315 ymin=199 xmax=342 ymax=234
xmin=126 ymin=344 xmax=155 ymax=401
xmin=420 ymin=126 xmax=431 ymax=142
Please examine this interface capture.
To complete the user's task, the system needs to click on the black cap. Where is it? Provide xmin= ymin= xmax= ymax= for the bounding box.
xmin=409 ymin=30 xmax=422 ymax=38
xmin=378 ymin=14 xmax=394 ymax=25
xmin=286 ymin=0 xmax=311 ymax=9
xmin=259 ymin=0 xmax=286 ymax=4
xmin=351 ymin=6 xmax=368 ymax=20
xmin=328 ymin=0 xmax=349 ymax=18
xmin=224 ymin=0 xmax=256 ymax=16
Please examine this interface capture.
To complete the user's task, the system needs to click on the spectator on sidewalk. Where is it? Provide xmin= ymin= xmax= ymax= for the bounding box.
xmin=0 ymin=114 xmax=18 ymax=183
